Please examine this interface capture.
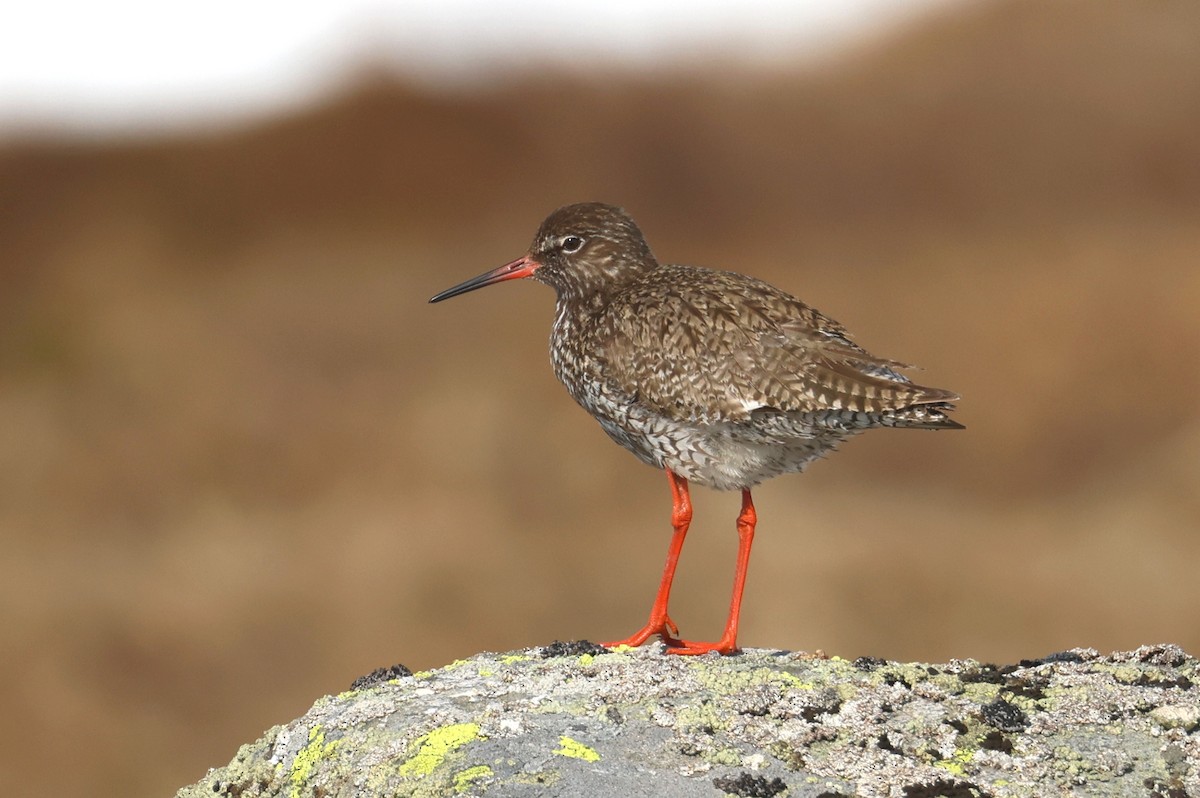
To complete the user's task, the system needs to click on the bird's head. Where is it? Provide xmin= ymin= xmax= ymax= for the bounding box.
xmin=430 ymin=202 xmax=657 ymax=305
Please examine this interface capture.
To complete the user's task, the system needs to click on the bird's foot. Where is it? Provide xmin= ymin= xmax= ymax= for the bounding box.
xmin=600 ymin=615 xmax=684 ymax=650
xmin=662 ymin=636 xmax=740 ymax=656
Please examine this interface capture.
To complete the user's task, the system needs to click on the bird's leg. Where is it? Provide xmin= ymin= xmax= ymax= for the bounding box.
xmin=601 ymin=470 xmax=691 ymax=649
xmin=665 ymin=489 xmax=756 ymax=656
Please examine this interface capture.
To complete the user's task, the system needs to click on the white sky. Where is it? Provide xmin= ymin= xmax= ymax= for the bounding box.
xmin=0 ymin=0 xmax=955 ymax=133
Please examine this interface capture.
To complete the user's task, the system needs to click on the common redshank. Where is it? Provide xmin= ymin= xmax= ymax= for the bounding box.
xmin=430 ymin=202 xmax=962 ymax=655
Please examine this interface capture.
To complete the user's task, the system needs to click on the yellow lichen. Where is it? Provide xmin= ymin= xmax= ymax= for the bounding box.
xmin=554 ymin=736 xmax=601 ymax=762
xmin=289 ymin=725 xmax=340 ymax=798
xmin=935 ymin=747 xmax=974 ymax=777
xmin=773 ymin=671 xmax=815 ymax=690
xmin=452 ymin=764 xmax=493 ymax=793
xmin=398 ymin=723 xmax=482 ymax=778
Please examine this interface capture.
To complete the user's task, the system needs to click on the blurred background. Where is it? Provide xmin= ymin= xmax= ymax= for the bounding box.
xmin=3 ymin=0 xmax=1200 ymax=795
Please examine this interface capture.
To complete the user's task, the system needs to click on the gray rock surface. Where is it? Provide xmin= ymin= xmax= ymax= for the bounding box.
xmin=177 ymin=642 xmax=1199 ymax=797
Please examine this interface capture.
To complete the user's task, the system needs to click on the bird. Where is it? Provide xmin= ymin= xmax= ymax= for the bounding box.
xmin=429 ymin=202 xmax=962 ymax=655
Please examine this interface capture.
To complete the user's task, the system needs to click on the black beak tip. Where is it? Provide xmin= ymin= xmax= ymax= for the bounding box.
xmin=429 ymin=286 xmax=464 ymax=304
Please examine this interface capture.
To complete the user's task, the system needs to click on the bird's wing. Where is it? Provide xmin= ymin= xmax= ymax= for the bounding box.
xmin=595 ymin=268 xmax=957 ymax=424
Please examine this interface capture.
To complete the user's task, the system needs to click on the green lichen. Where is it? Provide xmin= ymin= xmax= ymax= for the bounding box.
xmin=554 ymin=736 xmax=601 ymax=762
xmin=675 ymin=698 xmax=727 ymax=734
xmin=289 ymin=725 xmax=340 ymax=798
xmin=453 ymin=764 xmax=493 ymax=793
xmin=578 ymin=653 xmax=595 ymax=667
xmin=708 ymin=748 xmax=744 ymax=767
xmin=513 ymin=770 xmax=561 ymax=786
xmin=499 ymin=654 xmax=530 ymax=664
xmin=1106 ymin=665 xmax=1145 ymax=685
xmin=690 ymin=662 xmax=813 ymax=693
xmin=868 ymin=663 xmax=932 ymax=690
xmin=398 ymin=723 xmax=482 ymax=778
xmin=960 ymin=681 xmax=1002 ymax=705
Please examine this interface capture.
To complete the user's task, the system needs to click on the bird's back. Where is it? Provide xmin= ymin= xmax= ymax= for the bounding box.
xmin=549 ymin=263 xmax=960 ymax=489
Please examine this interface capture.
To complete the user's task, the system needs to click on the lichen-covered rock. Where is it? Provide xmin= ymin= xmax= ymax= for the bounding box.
xmin=176 ymin=643 xmax=1199 ymax=798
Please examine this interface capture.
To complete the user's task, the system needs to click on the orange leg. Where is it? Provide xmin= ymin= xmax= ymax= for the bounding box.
xmin=665 ymin=489 xmax=757 ymax=656
xmin=601 ymin=470 xmax=691 ymax=649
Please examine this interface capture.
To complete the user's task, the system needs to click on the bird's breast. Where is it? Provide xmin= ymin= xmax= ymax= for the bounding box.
xmin=548 ymin=308 xmax=845 ymax=490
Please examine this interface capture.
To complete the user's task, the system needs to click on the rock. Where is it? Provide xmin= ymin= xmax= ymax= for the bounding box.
xmin=176 ymin=642 xmax=1200 ymax=798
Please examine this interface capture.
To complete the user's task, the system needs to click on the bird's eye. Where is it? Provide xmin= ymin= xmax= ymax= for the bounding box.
xmin=561 ymin=235 xmax=584 ymax=253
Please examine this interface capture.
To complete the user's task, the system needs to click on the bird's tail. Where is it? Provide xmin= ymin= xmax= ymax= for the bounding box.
xmin=886 ymin=401 xmax=964 ymax=430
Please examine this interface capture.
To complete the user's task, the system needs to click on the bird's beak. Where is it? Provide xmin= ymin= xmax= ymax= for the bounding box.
xmin=429 ymin=255 xmax=541 ymax=303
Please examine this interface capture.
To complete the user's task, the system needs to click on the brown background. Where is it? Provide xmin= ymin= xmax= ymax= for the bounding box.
xmin=3 ymin=1 xmax=1199 ymax=796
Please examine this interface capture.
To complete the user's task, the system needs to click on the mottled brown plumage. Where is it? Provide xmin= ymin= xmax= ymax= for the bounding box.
xmin=431 ymin=202 xmax=962 ymax=654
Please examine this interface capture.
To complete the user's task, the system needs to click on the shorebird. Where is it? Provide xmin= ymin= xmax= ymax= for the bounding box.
xmin=430 ymin=202 xmax=962 ymax=655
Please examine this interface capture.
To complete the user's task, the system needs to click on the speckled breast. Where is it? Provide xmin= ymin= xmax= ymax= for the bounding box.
xmin=548 ymin=308 xmax=850 ymax=491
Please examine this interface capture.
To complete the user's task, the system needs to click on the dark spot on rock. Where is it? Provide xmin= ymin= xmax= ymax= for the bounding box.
xmin=945 ymin=719 xmax=968 ymax=735
xmin=213 ymin=779 xmax=249 ymax=798
xmin=770 ymin=744 xmax=807 ymax=771
xmin=1020 ymin=650 xmax=1089 ymax=667
xmin=1136 ymin=645 xmax=1189 ymax=668
xmin=1144 ymin=776 xmax=1190 ymax=797
xmin=540 ymin=639 xmax=608 ymax=657
xmin=800 ymin=698 xmax=842 ymax=722
xmin=815 ymin=793 xmax=852 ymax=798
xmin=980 ymin=730 xmax=1013 ymax=754
xmin=959 ymin=664 xmax=1005 ymax=685
xmin=712 ymin=773 xmax=787 ymax=797
xmin=680 ymin=742 xmax=702 ymax=757
xmin=1003 ymin=675 xmax=1048 ymax=701
xmin=882 ymin=671 xmax=914 ymax=688
xmin=981 ymin=699 xmax=1027 ymax=732
xmin=349 ymin=663 xmax=412 ymax=690
xmin=854 ymin=656 xmax=887 ymax=670
xmin=902 ymin=778 xmax=990 ymax=797
xmin=603 ymin=705 xmax=624 ymax=725
xmin=876 ymin=733 xmax=901 ymax=753
xmin=927 ymin=666 xmax=940 ymax=675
